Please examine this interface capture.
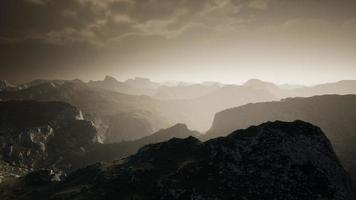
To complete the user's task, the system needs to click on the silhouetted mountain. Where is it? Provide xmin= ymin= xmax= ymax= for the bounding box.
xmin=1 ymin=121 xmax=353 ymax=200
xmin=206 ymin=95 xmax=356 ymax=183
xmin=87 ymin=123 xmax=200 ymax=163
xmin=0 ymin=100 xmax=98 ymax=180
xmin=0 ymin=81 xmax=170 ymax=142
xmin=290 ymin=80 xmax=356 ymax=97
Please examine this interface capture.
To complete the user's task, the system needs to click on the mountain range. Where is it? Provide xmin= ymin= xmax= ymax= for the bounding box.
xmin=2 ymin=77 xmax=356 ymax=133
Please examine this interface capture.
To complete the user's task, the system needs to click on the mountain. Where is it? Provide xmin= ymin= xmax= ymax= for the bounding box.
xmin=290 ymin=80 xmax=356 ymax=97
xmin=125 ymin=77 xmax=161 ymax=90
xmin=87 ymin=123 xmax=200 ymax=163
xmin=206 ymin=95 xmax=356 ymax=182
xmin=0 ymin=81 xmax=170 ymax=142
xmin=1 ymin=121 xmax=354 ymax=200
xmin=0 ymin=100 xmax=198 ymax=182
xmin=160 ymin=84 xmax=279 ymax=131
xmin=0 ymin=80 xmax=16 ymax=91
xmin=87 ymin=76 xmax=156 ymax=96
xmin=153 ymin=84 xmax=220 ymax=100
xmin=0 ymin=100 xmax=98 ymax=179
xmin=243 ymin=79 xmax=285 ymax=98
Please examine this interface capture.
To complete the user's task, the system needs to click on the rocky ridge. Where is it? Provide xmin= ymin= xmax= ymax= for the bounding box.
xmin=1 ymin=121 xmax=353 ymax=200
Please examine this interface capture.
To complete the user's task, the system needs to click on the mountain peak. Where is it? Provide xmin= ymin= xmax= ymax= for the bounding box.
xmin=244 ymin=79 xmax=277 ymax=88
xmin=104 ymin=75 xmax=118 ymax=83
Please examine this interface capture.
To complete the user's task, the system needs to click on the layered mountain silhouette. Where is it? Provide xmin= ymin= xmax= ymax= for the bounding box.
xmin=0 ymin=121 xmax=353 ymax=200
xmin=0 ymin=81 xmax=170 ymax=142
xmin=0 ymin=100 xmax=199 ymax=182
xmin=87 ymin=123 xmax=200 ymax=163
xmin=206 ymin=95 xmax=356 ymax=184
xmin=2 ymin=78 xmax=356 ymax=133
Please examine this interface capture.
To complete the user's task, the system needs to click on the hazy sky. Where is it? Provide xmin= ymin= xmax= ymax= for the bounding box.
xmin=0 ymin=0 xmax=355 ymax=84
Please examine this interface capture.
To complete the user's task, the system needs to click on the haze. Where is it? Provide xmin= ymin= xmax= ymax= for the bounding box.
xmin=1 ymin=0 xmax=356 ymax=85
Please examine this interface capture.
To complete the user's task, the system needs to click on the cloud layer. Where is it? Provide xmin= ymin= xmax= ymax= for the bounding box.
xmin=0 ymin=0 xmax=355 ymax=84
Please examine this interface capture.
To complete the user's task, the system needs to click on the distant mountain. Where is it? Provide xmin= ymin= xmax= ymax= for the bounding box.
xmin=243 ymin=79 xmax=288 ymax=98
xmin=0 ymin=81 xmax=170 ymax=143
xmin=290 ymin=80 xmax=356 ymax=97
xmin=153 ymin=84 xmax=220 ymax=100
xmin=125 ymin=77 xmax=161 ymax=89
xmin=3 ymin=78 xmax=356 ymax=134
xmin=87 ymin=123 xmax=200 ymax=163
xmin=205 ymin=95 xmax=356 ymax=183
xmin=160 ymin=84 xmax=278 ymax=131
xmin=278 ymin=83 xmax=304 ymax=90
xmin=88 ymin=76 xmax=156 ymax=96
xmin=2 ymin=121 xmax=353 ymax=200
xmin=103 ymin=111 xmax=172 ymax=142
xmin=0 ymin=100 xmax=98 ymax=180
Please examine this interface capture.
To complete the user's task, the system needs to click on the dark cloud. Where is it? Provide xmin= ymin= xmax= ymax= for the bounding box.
xmin=0 ymin=0 xmax=355 ymax=83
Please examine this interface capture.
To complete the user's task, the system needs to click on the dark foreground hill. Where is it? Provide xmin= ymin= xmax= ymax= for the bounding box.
xmin=1 ymin=121 xmax=354 ymax=200
xmin=205 ymin=95 xmax=356 ymax=185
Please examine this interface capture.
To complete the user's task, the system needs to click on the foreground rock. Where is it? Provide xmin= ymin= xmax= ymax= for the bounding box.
xmin=205 ymin=95 xmax=356 ymax=185
xmin=1 ymin=121 xmax=353 ymax=200
xmin=0 ymin=100 xmax=98 ymax=176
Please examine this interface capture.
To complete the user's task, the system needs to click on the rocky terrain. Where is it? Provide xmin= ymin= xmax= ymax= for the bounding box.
xmin=0 ymin=100 xmax=200 ymax=182
xmin=0 ymin=81 xmax=170 ymax=142
xmin=0 ymin=100 xmax=98 ymax=179
xmin=206 ymin=95 xmax=356 ymax=187
xmin=0 ymin=121 xmax=354 ymax=200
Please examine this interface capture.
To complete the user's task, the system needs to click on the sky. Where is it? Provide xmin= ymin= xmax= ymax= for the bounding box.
xmin=0 ymin=0 xmax=355 ymax=85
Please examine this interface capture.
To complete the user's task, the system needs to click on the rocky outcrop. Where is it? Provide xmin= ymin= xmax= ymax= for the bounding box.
xmin=0 ymin=101 xmax=98 ymax=175
xmin=205 ymin=95 xmax=356 ymax=183
xmin=2 ymin=121 xmax=353 ymax=200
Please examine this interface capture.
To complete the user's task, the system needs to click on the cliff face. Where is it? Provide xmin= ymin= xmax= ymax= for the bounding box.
xmin=3 ymin=121 xmax=353 ymax=200
xmin=0 ymin=101 xmax=98 ymax=180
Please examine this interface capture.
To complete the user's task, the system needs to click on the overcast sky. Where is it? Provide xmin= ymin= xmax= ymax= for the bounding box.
xmin=0 ymin=0 xmax=355 ymax=84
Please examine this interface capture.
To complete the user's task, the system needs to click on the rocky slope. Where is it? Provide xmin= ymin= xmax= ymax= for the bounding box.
xmin=206 ymin=95 xmax=356 ymax=185
xmin=0 ymin=121 xmax=353 ymax=200
xmin=0 ymin=100 xmax=200 ymax=181
xmin=0 ymin=100 xmax=98 ymax=177
xmin=0 ymin=81 xmax=170 ymax=142
xmin=87 ymin=123 xmax=200 ymax=163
